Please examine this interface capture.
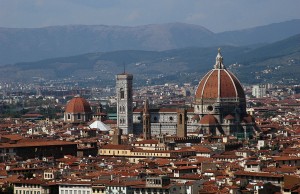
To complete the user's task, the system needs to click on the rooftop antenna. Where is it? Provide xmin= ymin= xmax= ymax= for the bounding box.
xmin=123 ymin=62 xmax=126 ymax=74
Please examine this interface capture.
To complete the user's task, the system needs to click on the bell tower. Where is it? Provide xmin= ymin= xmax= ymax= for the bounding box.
xmin=116 ymin=73 xmax=133 ymax=134
xmin=177 ymin=108 xmax=187 ymax=138
xmin=143 ymin=99 xmax=151 ymax=140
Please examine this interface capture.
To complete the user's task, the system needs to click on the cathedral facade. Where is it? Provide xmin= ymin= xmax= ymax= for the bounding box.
xmin=119 ymin=50 xmax=257 ymax=138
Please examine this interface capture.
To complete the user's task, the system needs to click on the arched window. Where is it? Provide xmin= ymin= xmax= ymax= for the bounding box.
xmin=77 ymin=113 xmax=81 ymax=120
xmin=179 ymin=114 xmax=182 ymax=124
xmin=120 ymin=88 xmax=124 ymax=99
xmin=67 ymin=114 xmax=71 ymax=120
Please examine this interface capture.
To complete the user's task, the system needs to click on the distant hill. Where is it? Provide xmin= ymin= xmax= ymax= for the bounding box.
xmin=0 ymin=23 xmax=218 ymax=65
xmin=0 ymin=33 xmax=299 ymax=85
xmin=232 ymin=33 xmax=300 ymax=84
xmin=1 ymin=19 xmax=300 ymax=64
xmin=216 ymin=19 xmax=300 ymax=46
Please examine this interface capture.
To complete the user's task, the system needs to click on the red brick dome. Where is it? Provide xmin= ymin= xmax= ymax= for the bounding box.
xmin=195 ymin=49 xmax=245 ymax=100
xmin=199 ymin=114 xmax=219 ymax=125
xmin=65 ymin=96 xmax=92 ymax=113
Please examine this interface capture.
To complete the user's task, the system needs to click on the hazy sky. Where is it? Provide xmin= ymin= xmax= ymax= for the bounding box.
xmin=1 ymin=0 xmax=300 ymax=32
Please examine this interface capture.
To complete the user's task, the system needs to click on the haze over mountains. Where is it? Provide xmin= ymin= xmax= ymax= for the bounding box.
xmin=0 ymin=19 xmax=300 ymax=65
xmin=0 ymin=32 xmax=299 ymax=86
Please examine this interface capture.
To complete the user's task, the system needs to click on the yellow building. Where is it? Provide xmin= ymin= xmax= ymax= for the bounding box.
xmin=98 ymin=144 xmax=195 ymax=163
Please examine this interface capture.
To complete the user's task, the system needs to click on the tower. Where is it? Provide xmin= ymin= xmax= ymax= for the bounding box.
xmin=116 ymin=73 xmax=133 ymax=134
xmin=177 ymin=108 xmax=187 ymax=137
xmin=143 ymin=99 xmax=151 ymax=140
xmin=112 ymin=128 xmax=122 ymax=145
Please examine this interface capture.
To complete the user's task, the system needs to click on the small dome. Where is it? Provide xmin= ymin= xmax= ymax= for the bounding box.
xmin=224 ymin=114 xmax=235 ymax=120
xmin=199 ymin=115 xmax=219 ymax=125
xmin=65 ymin=96 xmax=92 ymax=113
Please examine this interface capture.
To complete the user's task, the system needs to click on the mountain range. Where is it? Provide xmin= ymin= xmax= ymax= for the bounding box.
xmin=1 ymin=19 xmax=300 ymax=65
xmin=0 ymin=32 xmax=299 ymax=86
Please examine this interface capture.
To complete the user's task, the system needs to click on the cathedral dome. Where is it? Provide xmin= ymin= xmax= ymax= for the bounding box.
xmin=65 ymin=96 xmax=92 ymax=113
xmin=195 ymin=49 xmax=245 ymax=100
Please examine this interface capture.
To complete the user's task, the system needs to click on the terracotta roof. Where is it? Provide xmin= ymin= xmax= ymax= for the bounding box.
xmin=1 ymin=134 xmax=23 ymax=141
xmin=199 ymin=115 xmax=219 ymax=125
xmin=101 ymin=144 xmax=133 ymax=150
xmin=224 ymin=114 xmax=235 ymax=120
xmin=235 ymin=171 xmax=283 ymax=178
xmin=195 ymin=69 xmax=245 ymax=99
xmin=65 ymin=96 xmax=92 ymax=113
xmin=273 ymin=156 xmax=300 ymax=161
xmin=192 ymin=146 xmax=212 ymax=153
xmin=0 ymin=139 xmax=76 ymax=148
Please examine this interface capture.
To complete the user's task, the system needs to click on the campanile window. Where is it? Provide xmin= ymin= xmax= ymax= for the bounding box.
xmin=120 ymin=88 xmax=124 ymax=99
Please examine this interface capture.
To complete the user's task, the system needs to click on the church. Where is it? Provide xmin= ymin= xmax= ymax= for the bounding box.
xmin=63 ymin=49 xmax=257 ymax=139
xmin=117 ymin=49 xmax=257 ymax=138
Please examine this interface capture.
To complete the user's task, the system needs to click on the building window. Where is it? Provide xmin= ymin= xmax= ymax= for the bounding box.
xmin=77 ymin=113 xmax=81 ymax=120
xmin=120 ymin=88 xmax=124 ymax=99
xmin=179 ymin=114 xmax=182 ymax=124
xmin=67 ymin=114 xmax=71 ymax=120
xmin=169 ymin=116 xmax=173 ymax=121
xmin=207 ymin=105 xmax=213 ymax=111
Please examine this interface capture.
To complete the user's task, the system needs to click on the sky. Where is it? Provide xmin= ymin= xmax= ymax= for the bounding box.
xmin=1 ymin=0 xmax=300 ymax=32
